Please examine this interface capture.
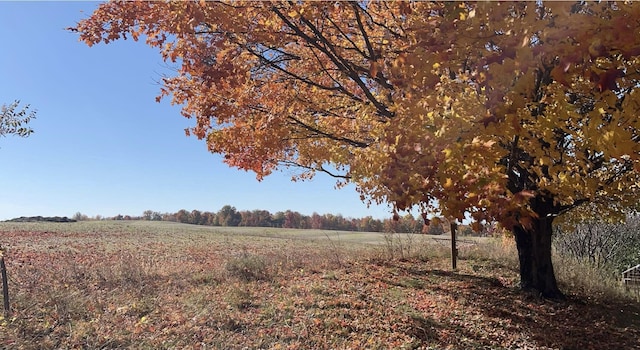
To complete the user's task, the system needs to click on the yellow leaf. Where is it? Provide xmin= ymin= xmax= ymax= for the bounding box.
xmin=558 ymin=172 xmax=567 ymax=182
xmin=443 ymin=178 xmax=453 ymax=189
xmin=603 ymin=131 xmax=615 ymax=142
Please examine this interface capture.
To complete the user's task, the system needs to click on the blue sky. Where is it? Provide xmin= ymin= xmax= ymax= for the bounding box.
xmin=0 ymin=1 xmax=394 ymax=221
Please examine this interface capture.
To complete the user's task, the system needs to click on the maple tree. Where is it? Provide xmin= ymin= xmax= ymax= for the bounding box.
xmin=74 ymin=1 xmax=640 ymax=299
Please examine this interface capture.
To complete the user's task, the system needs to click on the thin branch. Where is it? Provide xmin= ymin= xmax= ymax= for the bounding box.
xmin=242 ymin=44 xmax=343 ymax=93
xmin=306 ymin=48 xmax=365 ymax=104
xmin=296 ymin=11 xmax=394 ymax=118
xmin=362 ymin=2 xmax=405 ymax=39
xmin=326 ymin=16 xmax=368 ymax=59
xmin=556 ymin=198 xmax=591 ymax=216
xmin=286 ymin=115 xmax=370 ymax=148
xmin=279 ymin=160 xmax=352 ymax=179
xmin=272 ymin=6 xmax=394 ymax=119
xmin=351 ymin=2 xmax=377 ymax=60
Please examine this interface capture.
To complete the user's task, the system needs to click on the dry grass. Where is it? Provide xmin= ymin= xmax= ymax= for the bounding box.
xmin=0 ymin=221 xmax=638 ymax=349
xmin=554 ymin=254 xmax=640 ymax=302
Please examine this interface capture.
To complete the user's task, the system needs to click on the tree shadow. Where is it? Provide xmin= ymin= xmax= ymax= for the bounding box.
xmin=388 ymin=264 xmax=640 ymax=349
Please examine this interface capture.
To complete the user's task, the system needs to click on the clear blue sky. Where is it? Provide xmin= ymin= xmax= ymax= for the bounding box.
xmin=0 ymin=1 xmax=394 ymax=221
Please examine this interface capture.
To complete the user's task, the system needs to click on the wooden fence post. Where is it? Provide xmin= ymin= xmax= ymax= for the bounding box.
xmin=450 ymin=222 xmax=458 ymax=270
xmin=1 ymin=246 xmax=9 ymax=317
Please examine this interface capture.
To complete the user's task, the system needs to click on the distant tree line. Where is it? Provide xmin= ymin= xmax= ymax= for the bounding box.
xmin=74 ymin=206 xmax=434 ymax=233
xmin=6 ymin=216 xmax=75 ymax=223
xmin=146 ymin=206 xmax=427 ymax=233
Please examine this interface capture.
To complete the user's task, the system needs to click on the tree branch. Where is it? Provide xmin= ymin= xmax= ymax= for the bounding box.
xmin=279 ymin=160 xmax=352 ymax=179
xmin=351 ymin=2 xmax=377 ymax=61
xmin=272 ymin=6 xmax=394 ymax=119
xmin=286 ymin=115 xmax=370 ymax=148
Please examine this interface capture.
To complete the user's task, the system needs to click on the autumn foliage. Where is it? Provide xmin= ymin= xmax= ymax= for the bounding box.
xmin=74 ymin=1 xmax=640 ymax=298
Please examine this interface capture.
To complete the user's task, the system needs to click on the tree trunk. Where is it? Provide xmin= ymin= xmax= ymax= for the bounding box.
xmin=513 ymin=214 xmax=565 ymax=300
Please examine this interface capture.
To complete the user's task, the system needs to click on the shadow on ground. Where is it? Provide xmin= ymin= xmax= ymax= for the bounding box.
xmin=390 ymin=263 xmax=640 ymax=349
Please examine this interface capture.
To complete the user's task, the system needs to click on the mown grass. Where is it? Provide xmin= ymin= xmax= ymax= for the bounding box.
xmin=0 ymin=221 xmax=638 ymax=349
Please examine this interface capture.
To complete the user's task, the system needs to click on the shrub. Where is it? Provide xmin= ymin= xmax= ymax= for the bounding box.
xmin=225 ymin=253 xmax=271 ymax=282
xmin=554 ymin=215 xmax=640 ymax=273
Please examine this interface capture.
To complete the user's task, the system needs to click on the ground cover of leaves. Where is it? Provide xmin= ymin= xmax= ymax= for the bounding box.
xmin=0 ymin=222 xmax=638 ymax=349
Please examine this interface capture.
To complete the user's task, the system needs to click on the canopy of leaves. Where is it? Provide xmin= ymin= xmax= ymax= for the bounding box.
xmin=75 ymin=1 xmax=640 ymax=229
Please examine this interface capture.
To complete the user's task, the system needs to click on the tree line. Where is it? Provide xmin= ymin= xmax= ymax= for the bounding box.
xmin=73 ymin=206 xmax=437 ymax=234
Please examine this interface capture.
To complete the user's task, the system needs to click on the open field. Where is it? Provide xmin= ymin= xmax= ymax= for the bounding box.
xmin=0 ymin=221 xmax=638 ymax=349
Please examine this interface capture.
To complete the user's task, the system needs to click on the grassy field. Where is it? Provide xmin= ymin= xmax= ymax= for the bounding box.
xmin=0 ymin=221 xmax=638 ymax=349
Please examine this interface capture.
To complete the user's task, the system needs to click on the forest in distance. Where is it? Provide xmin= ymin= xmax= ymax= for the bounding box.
xmin=65 ymin=206 xmax=453 ymax=235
